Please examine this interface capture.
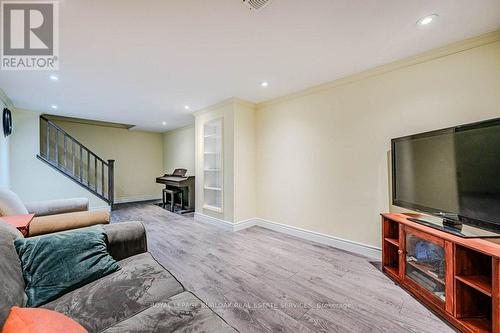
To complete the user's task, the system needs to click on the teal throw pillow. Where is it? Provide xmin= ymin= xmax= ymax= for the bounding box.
xmin=14 ymin=225 xmax=120 ymax=307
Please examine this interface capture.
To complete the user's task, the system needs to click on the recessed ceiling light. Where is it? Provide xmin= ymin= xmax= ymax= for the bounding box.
xmin=184 ymin=105 xmax=190 ymax=110
xmin=417 ymin=14 xmax=438 ymax=26
xmin=49 ymin=75 xmax=59 ymax=81
xmin=261 ymin=81 xmax=269 ymax=87
xmin=51 ymin=105 xmax=58 ymax=109
xmin=162 ymin=121 xmax=167 ymax=126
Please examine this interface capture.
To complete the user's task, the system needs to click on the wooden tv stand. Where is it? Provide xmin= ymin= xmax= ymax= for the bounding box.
xmin=381 ymin=213 xmax=500 ymax=333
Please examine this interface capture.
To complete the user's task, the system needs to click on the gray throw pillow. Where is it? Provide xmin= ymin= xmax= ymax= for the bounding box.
xmin=0 ymin=220 xmax=26 ymax=327
xmin=14 ymin=225 xmax=120 ymax=307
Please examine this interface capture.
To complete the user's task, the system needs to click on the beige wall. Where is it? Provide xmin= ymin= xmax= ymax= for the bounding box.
xmin=233 ymin=102 xmax=257 ymax=222
xmin=55 ymin=120 xmax=164 ymax=202
xmin=4 ymin=31 xmax=500 ymax=253
xmin=163 ymin=124 xmax=195 ymax=176
xmin=255 ymin=39 xmax=500 ymax=248
xmin=10 ymin=108 xmax=109 ymax=208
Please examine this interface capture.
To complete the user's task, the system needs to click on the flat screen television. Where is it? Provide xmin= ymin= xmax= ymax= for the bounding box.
xmin=392 ymin=117 xmax=500 ymax=238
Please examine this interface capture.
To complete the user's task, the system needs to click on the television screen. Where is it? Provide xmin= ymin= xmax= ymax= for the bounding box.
xmin=392 ymin=118 xmax=500 ymax=232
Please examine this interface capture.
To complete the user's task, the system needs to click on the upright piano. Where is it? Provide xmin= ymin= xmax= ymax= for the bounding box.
xmin=156 ymin=171 xmax=195 ymax=213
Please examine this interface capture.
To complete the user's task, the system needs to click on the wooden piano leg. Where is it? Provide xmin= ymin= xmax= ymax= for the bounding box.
xmin=177 ymin=186 xmax=194 ymax=214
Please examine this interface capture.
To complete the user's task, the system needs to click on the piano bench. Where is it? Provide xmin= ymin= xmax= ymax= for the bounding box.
xmin=162 ymin=188 xmax=183 ymax=212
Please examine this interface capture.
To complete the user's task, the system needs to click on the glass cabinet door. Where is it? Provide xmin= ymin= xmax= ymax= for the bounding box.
xmin=405 ymin=232 xmax=446 ymax=302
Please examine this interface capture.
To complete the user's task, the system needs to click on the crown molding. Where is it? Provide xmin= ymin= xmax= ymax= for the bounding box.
xmin=193 ymin=97 xmax=255 ymax=117
xmin=257 ymin=29 xmax=500 ymax=109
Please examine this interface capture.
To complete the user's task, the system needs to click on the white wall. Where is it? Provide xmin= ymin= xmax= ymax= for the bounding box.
xmin=0 ymin=98 xmax=9 ymax=189
xmin=255 ymin=38 xmax=500 ymax=248
xmin=163 ymin=124 xmax=195 ymax=176
xmin=10 ymin=108 xmax=109 ymax=209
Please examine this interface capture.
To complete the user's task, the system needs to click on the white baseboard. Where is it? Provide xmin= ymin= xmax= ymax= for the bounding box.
xmin=193 ymin=213 xmax=235 ymax=231
xmin=253 ymin=218 xmax=381 ymax=260
xmin=233 ymin=218 xmax=259 ymax=231
xmin=114 ymin=195 xmax=162 ymax=204
xmin=194 ymin=213 xmax=381 ymax=260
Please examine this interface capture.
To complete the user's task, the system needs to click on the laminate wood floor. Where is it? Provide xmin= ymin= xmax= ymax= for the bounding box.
xmin=111 ymin=202 xmax=455 ymax=333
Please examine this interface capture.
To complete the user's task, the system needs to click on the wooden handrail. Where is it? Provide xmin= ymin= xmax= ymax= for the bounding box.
xmin=38 ymin=116 xmax=115 ymax=208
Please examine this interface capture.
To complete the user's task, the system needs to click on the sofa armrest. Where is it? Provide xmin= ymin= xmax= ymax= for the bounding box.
xmin=28 ymin=210 xmax=109 ymax=236
xmin=25 ymin=198 xmax=89 ymax=217
xmin=103 ymin=222 xmax=147 ymax=261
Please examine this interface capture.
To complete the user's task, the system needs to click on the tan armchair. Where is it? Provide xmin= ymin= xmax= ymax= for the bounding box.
xmin=0 ymin=189 xmax=109 ymax=236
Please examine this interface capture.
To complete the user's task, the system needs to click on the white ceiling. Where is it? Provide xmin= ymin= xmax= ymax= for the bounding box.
xmin=1 ymin=0 xmax=499 ymax=132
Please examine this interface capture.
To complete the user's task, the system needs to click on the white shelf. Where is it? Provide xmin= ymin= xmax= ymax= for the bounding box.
xmin=203 ymin=118 xmax=223 ymax=213
xmin=203 ymin=204 xmax=223 ymax=213
xmin=204 ymin=134 xmax=221 ymax=139
xmin=204 ymin=186 xmax=222 ymax=191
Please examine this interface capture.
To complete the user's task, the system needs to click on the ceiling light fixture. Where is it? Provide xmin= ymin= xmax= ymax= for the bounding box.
xmin=184 ymin=105 xmax=190 ymax=110
xmin=49 ymin=75 xmax=59 ymax=81
xmin=417 ymin=14 xmax=438 ymax=26
xmin=162 ymin=121 xmax=167 ymax=126
xmin=261 ymin=81 xmax=269 ymax=87
xmin=51 ymin=105 xmax=58 ymax=110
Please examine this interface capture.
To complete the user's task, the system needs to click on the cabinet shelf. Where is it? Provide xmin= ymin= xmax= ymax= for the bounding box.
xmin=455 ymin=275 xmax=492 ymax=297
xmin=406 ymin=260 xmax=445 ymax=285
xmin=384 ymin=237 xmax=399 ymax=247
xmin=459 ymin=318 xmax=492 ymax=333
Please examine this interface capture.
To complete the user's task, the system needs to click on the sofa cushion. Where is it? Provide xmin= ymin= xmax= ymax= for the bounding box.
xmin=103 ymin=222 xmax=147 ymax=261
xmin=101 ymin=291 xmax=237 ymax=333
xmin=0 ymin=189 xmax=28 ymax=216
xmin=42 ymin=253 xmax=184 ymax=332
xmin=0 ymin=220 xmax=27 ymax=328
xmin=2 ymin=306 xmax=88 ymax=333
xmin=28 ymin=210 xmax=110 ymax=236
xmin=14 ymin=225 xmax=120 ymax=307
xmin=24 ymin=198 xmax=89 ymax=217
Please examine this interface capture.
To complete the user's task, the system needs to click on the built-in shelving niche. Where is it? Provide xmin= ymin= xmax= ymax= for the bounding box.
xmin=455 ymin=244 xmax=493 ymax=333
xmin=382 ymin=218 xmax=400 ymax=278
xmin=203 ymin=118 xmax=223 ymax=212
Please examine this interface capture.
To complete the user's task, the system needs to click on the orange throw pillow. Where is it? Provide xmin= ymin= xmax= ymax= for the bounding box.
xmin=2 ymin=307 xmax=87 ymax=333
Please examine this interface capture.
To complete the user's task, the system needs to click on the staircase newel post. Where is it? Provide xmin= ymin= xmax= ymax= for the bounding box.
xmin=107 ymin=159 xmax=115 ymax=210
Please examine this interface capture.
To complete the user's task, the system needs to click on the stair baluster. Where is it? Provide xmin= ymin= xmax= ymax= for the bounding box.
xmin=37 ymin=115 xmax=115 ymax=208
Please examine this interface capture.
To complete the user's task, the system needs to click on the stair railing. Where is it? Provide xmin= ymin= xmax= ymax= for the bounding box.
xmin=37 ymin=115 xmax=115 ymax=208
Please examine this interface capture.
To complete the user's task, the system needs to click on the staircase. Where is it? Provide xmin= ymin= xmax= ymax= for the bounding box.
xmin=37 ymin=115 xmax=115 ymax=208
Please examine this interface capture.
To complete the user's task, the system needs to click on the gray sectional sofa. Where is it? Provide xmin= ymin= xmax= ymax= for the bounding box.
xmin=0 ymin=220 xmax=237 ymax=333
